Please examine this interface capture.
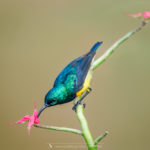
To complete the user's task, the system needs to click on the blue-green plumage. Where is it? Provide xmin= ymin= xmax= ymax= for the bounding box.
xmin=38 ymin=42 xmax=103 ymax=117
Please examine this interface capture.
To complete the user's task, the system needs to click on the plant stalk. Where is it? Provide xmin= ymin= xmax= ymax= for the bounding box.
xmin=34 ymin=124 xmax=82 ymax=135
xmin=76 ymin=105 xmax=97 ymax=150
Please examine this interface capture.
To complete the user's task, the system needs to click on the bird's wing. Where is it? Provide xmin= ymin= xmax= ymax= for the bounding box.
xmin=53 ymin=42 xmax=103 ymax=94
xmin=53 ymin=52 xmax=95 ymax=94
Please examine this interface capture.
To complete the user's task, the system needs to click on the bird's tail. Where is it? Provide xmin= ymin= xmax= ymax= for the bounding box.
xmin=90 ymin=41 xmax=103 ymax=53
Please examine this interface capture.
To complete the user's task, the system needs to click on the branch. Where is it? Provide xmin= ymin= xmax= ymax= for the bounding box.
xmin=76 ymin=104 xmax=97 ymax=150
xmin=34 ymin=124 xmax=82 ymax=135
xmin=94 ymin=131 xmax=108 ymax=145
xmin=91 ymin=21 xmax=146 ymax=70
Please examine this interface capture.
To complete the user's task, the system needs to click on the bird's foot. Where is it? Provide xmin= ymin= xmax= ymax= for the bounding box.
xmin=72 ymin=102 xmax=79 ymax=112
xmin=72 ymin=87 xmax=92 ymax=112
xmin=86 ymin=87 xmax=92 ymax=93
xmin=72 ymin=101 xmax=86 ymax=112
xmin=82 ymin=102 xmax=86 ymax=109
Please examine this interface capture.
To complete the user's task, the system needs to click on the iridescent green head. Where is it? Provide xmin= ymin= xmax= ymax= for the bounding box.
xmin=45 ymin=88 xmax=58 ymax=106
xmin=38 ymin=85 xmax=67 ymax=117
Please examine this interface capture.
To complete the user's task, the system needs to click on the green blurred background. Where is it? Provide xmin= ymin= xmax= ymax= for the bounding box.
xmin=1 ymin=0 xmax=150 ymax=150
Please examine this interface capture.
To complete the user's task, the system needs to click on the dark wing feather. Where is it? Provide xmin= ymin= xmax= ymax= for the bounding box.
xmin=53 ymin=42 xmax=102 ymax=94
xmin=53 ymin=52 xmax=95 ymax=94
xmin=73 ymin=52 xmax=95 ymax=90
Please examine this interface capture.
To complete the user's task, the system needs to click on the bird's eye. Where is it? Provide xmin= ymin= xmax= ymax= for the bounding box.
xmin=51 ymin=99 xmax=56 ymax=103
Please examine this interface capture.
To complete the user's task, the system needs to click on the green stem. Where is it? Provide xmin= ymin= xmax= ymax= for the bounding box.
xmin=34 ymin=124 xmax=82 ymax=135
xmin=94 ymin=131 xmax=108 ymax=145
xmin=92 ymin=21 xmax=146 ymax=70
xmin=76 ymin=105 xmax=97 ymax=150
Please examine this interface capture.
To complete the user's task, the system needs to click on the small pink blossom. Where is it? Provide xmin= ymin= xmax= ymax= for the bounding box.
xmin=128 ymin=13 xmax=142 ymax=18
xmin=9 ymin=103 xmax=40 ymax=135
xmin=144 ymin=11 xmax=150 ymax=19
xmin=128 ymin=11 xmax=150 ymax=20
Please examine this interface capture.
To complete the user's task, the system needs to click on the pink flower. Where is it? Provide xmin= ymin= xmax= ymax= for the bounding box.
xmin=9 ymin=103 xmax=40 ymax=135
xmin=144 ymin=11 xmax=150 ymax=19
xmin=128 ymin=11 xmax=150 ymax=20
xmin=128 ymin=13 xmax=142 ymax=18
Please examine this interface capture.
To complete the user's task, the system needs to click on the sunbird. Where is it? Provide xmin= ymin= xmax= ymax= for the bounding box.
xmin=38 ymin=41 xmax=103 ymax=117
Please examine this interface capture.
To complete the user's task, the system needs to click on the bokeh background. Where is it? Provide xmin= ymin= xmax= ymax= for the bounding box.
xmin=1 ymin=0 xmax=150 ymax=150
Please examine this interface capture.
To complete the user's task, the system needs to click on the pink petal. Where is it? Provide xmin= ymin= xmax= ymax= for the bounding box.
xmin=9 ymin=115 xmax=31 ymax=125
xmin=144 ymin=11 xmax=150 ymax=19
xmin=9 ymin=102 xmax=40 ymax=135
xmin=128 ymin=13 xmax=142 ymax=18
xmin=34 ymin=115 xmax=40 ymax=124
xmin=28 ymin=116 xmax=34 ymax=135
xmin=33 ymin=102 xmax=40 ymax=124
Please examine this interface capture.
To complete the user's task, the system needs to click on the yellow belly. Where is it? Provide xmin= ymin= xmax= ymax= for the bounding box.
xmin=76 ymin=71 xmax=92 ymax=97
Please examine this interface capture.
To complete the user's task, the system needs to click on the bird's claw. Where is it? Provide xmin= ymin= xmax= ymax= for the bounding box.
xmin=72 ymin=87 xmax=91 ymax=111
xmin=72 ymin=101 xmax=86 ymax=112
xmin=82 ymin=102 xmax=86 ymax=108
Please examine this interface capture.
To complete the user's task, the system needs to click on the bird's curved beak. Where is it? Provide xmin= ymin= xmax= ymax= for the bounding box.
xmin=37 ymin=105 xmax=48 ymax=118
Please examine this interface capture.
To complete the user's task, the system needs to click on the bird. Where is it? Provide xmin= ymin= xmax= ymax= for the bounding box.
xmin=38 ymin=41 xmax=103 ymax=117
